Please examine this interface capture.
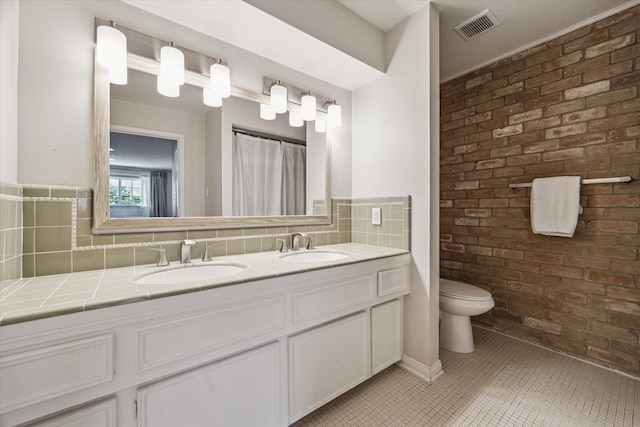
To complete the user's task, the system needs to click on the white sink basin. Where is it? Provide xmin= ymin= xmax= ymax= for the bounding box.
xmin=136 ymin=263 xmax=247 ymax=285
xmin=279 ymin=250 xmax=349 ymax=262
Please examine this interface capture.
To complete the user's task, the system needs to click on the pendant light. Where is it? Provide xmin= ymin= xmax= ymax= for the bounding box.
xmin=270 ymin=81 xmax=287 ymax=114
xmin=315 ymin=119 xmax=326 ymax=133
xmin=157 ymin=43 xmax=184 ymax=97
xmin=260 ymin=103 xmax=276 ymax=120
xmin=203 ymin=88 xmax=222 ymax=107
xmin=300 ymin=92 xmax=317 ymax=121
xmin=96 ymin=23 xmax=127 ymax=85
xmin=327 ymin=100 xmax=342 ymax=127
xmin=210 ymin=60 xmax=231 ymax=98
xmin=289 ymin=111 xmax=304 ymax=127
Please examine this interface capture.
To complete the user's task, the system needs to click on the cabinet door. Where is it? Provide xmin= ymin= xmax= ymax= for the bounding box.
xmin=371 ymin=299 xmax=403 ymax=374
xmin=137 ymin=342 xmax=280 ymax=427
xmin=289 ymin=312 xmax=369 ymax=422
xmin=30 ymin=398 xmax=116 ymax=427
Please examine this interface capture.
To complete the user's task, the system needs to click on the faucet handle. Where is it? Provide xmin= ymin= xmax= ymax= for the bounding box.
xmin=202 ymin=242 xmax=221 ymax=262
xmin=182 ymin=239 xmax=195 ymax=246
xmin=275 ymin=238 xmax=288 ymax=253
xmin=148 ymin=247 xmax=169 ymax=267
xmin=306 ymin=236 xmax=315 ymax=250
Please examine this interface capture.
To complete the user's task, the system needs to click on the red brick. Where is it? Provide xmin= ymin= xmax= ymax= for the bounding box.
xmin=587 ymin=220 xmax=638 ymax=234
xmin=451 ymin=106 xmax=476 ymax=120
xmin=586 ymin=87 xmax=637 ymax=107
xmin=546 ymin=289 xmax=587 ymax=304
xmin=540 ymin=264 xmax=583 ymax=279
xmin=562 ymin=106 xmax=607 ymax=124
xmin=524 ymin=252 xmax=564 ymax=264
xmin=585 ymin=270 xmax=635 ymax=287
xmin=611 ymin=43 xmax=640 ymax=63
xmin=590 ymin=297 xmax=640 ymax=316
xmin=564 ymin=30 xmax=609 ymax=53
xmin=476 ymin=159 xmax=505 ymax=170
xmin=545 ymin=334 xmax=587 ymax=355
xmin=542 ymin=51 xmax=584 ymax=72
xmin=523 ymin=140 xmax=560 ymax=154
xmin=565 ymin=256 xmax=610 ymax=271
xmin=525 ymin=69 xmax=563 ymax=89
xmin=564 ymin=54 xmax=610 ymax=77
xmin=609 ymin=126 xmax=640 ymax=142
xmin=608 ymin=287 xmax=640 ymax=303
xmin=589 ymin=194 xmax=639 ymax=207
xmin=564 ymin=81 xmax=611 ymax=99
xmin=561 ymin=278 xmax=607 ymax=295
xmin=566 ymin=304 xmax=608 ymax=322
xmin=466 ymin=72 xmax=492 ymax=89
xmin=585 ymin=34 xmax=636 ymax=59
xmin=588 ymin=322 xmax=637 ymax=341
xmin=492 ymin=124 xmax=523 ymax=138
xmin=545 ymin=123 xmax=587 ymax=139
xmin=584 ymin=245 xmax=635 ymax=262
xmin=508 ymin=109 xmax=543 ymax=125
xmin=583 ymin=61 xmax=633 ymax=83
xmin=542 ymin=147 xmax=585 ymax=161
xmin=508 ymin=66 xmax=542 ymax=85
xmin=524 ymin=116 xmax=562 ymax=132
xmin=540 ymin=75 xmax=582 ymax=96
xmin=506 ymin=153 xmax=541 ymax=166
xmin=564 ymin=156 xmax=611 ymax=172
xmin=476 ymin=98 xmax=505 ymax=113
xmin=524 ymin=317 xmax=561 ymax=334
xmin=544 ymin=99 xmax=585 ymax=116
xmin=525 ymin=92 xmax=563 ymax=109
xmin=611 ymin=260 xmax=640 ymax=275
xmin=546 ymin=311 xmax=587 ymax=329
xmin=525 ymin=162 xmax=564 ymax=176
xmin=588 ymin=347 xmax=639 ymax=372
xmin=563 ymin=328 xmax=609 ymax=347
xmin=560 ymin=133 xmax=607 ymax=148
xmin=492 ymin=82 xmax=524 ymax=99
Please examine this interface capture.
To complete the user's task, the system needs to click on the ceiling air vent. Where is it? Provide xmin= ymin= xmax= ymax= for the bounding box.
xmin=454 ymin=9 xmax=500 ymax=41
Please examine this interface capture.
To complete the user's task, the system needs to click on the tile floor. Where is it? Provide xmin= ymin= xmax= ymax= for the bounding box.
xmin=293 ymin=327 xmax=639 ymax=426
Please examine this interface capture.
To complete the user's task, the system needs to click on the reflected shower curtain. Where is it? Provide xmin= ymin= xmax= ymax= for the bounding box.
xmin=232 ymin=133 xmax=306 ymax=216
xmin=150 ymin=171 xmax=169 ymax=217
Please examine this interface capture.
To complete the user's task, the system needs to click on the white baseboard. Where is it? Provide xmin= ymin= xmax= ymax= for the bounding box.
xmin=397 ymin=354 xmax=444 ymax=384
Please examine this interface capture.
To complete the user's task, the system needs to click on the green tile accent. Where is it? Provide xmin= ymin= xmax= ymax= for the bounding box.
xmin=77 ymin=198 xmax=92 ymax=219
xmin=36 ymin=252 xmax=72 ymax=276
xmin=226 ymin=239 xmax=245 ymax=255
xmin=92 ymin=234 xmax=114 ymax=246
xmin=106 ymin=247 xmax=135 ymax=269
xmin=153 ymin=231 xmax=188 ymax=242
xmin=115 ymin=233 xmax=153 ymax=244
xmin=23 ymin=227 xmax=35 ymax=254
xmin=36 ymin=201 xmax=72 ymax=226
xmin=50 ymin=186 xmax=78 ymax=198
xmin=135 ymin=246 xmax=161 ymax=266
xmin=23 ymin=201 xmax=35 ymax=227
xmin=35 ymin=227 xmax=72 ymax=252
xmin=22 ymin=185 xmax=51 ymax=197
xmin=22 ymin=254 xmax=35 ymax=277
xmin=73 ymin=249 xmax=105 ymax=272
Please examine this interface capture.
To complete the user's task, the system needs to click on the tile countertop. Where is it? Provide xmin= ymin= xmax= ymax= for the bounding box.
xmin=0 ymin=244 xmax=409 ymax=326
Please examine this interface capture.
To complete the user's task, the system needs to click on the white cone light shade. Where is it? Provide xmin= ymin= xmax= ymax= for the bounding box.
xmin=96 ymin=25 xmax=127 ymax=85
xmin=301 ymin=93 xmax=317 ymax=121
xmin=327 ymin=103 xmax=342 ymax=127
xmin=203 ymin=88 xmax=222 ymax=107
xmin=157 ymin=76 xmax=179 ymax=97
xmin=315 ymin=119 xmax=326 ymax=133
xmin=210 ymin=63 xmax=231 ymax=98
xmin=289 ymin=111 xmax=303 ymax=127
xmin=270 ymin=83 xmax=287 ymax=114
xmin=260 ymin=103 xmax=276 ymax=120
xmin=160 ymin=45 xmax=184 ymax=86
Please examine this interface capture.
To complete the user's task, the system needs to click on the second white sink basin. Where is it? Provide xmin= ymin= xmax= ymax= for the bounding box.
xmin=279 ymin=250 xmax=349 ymax=262
xmin=136 ymin=263 xmax=247 ymax=286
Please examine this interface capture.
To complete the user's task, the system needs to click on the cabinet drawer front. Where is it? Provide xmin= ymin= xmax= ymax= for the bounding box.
xmin=138 ymin=343 xmax=280 ymax=427
xmin=377 ymin=266 xmax=409 ymax=296
xmin=0 ymin=334 xmax=115 ymax=413
xmin=137 ymin=297 xmax=284 ymax=371
xmin=293 ymin=275 xmax=374 ymax=325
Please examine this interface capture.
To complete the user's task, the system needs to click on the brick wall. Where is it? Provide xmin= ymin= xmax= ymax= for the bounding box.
xmin=440 ymin=5 xmax=640 ymax=376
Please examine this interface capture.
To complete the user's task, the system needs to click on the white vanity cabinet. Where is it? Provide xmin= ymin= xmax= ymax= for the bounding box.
xmin=0 ymin=254 xmax=410 ymax=427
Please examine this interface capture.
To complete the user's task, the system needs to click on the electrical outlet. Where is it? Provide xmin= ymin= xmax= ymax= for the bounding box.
xmin=372 ymin=207 xmax=382 ymax=226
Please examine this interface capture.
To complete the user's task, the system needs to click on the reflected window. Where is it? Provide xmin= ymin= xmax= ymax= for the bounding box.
xmin=109 ymin=176 xmax=145 ymax=207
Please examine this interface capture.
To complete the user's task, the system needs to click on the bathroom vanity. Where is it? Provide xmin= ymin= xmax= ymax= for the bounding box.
xmin=0 ymin=244 xmax=410 ymax=426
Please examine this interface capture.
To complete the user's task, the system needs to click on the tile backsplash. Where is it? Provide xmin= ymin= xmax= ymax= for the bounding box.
xmin=0 ymin=182 xmax=23 ymax=281
xmin=8 ymin=183 xmax=410 ymax=278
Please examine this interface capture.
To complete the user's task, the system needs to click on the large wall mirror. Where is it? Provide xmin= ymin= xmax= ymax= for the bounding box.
xmin=93 ymin=22 xmax=332 ymax=233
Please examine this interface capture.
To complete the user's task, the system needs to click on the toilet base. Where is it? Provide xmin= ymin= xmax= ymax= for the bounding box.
xmin=440 ymin=311 xmax=475 ymax=353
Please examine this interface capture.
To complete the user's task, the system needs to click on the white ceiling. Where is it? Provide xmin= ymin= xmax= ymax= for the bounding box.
xmin=340 ymin=0 xmax=639 ymax=81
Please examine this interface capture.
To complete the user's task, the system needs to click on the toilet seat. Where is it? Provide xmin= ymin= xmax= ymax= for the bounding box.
xmin=440 ymin=278 xmax=492 ymax=302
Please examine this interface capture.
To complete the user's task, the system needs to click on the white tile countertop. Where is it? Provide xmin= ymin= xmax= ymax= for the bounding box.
xmin=0 ymin=244 xmax=409 ymax=326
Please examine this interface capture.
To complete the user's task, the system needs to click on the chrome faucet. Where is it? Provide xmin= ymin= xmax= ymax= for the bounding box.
xmin=291 ymin=232 xmax=308 ymax=251
xmin=180 ymin=240 xmax=195 ymax=264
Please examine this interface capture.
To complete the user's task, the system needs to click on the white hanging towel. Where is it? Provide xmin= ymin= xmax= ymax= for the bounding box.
xmin=530 ymin=176 xmax=582 ymax=237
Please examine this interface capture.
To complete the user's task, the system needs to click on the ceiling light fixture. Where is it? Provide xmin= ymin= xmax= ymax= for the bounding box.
xmin=300 ymin=92 xmax=317 ymax=121
xmin=289 ymin=111 xmax=304 ymax=127
xmin=210 ymin=60 xmax=231 ymax=98
xmin=203 ymin=88 xmax=222 ymax=107
xmin=157 ymin=42 xmax=184 ymax=97
xmin=327 ymin=100 xmax=342 ymax=128
xmin=270 ymin=81 xmax=288 ymax=114
xmin=260 ymin=103 xmax=276 ymax=120
xmin=96 ymin=22 xmax=127 ymax=85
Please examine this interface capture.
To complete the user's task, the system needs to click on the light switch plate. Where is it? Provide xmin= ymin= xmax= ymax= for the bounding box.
xmin=372 ymin=207 xmax=382 ymax=226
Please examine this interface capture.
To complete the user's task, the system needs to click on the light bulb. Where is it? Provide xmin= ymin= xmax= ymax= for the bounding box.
xmin=260 ymin=103 xmax=276 ymax=120
xmin=203 ymin=88 xmax=222 ymax=107
xmin=301 ymin=92 xmax=316 ymax=121
xmin=157 ymin=75 xmax=179 ymax=97
xmin=210 ymin=62 xmax=231 ymax=98
xmin=327 ymin=102 xmax=342 ymax=127
xmin=160 ymin=44 xmax=184 ymax=86
xmin=96 ymin=25 xmax=127 ymax=85
xmin=315 ymin=119 xmax=326 ymax=133
xmin=289 ymin=111 xmax=303 ymax=127
xmin=270 ymin=82 xmax=287 ymax=114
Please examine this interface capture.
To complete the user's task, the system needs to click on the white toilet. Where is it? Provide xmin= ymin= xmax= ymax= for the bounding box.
xmin=439 ymin=278 xmax=495 ymax=353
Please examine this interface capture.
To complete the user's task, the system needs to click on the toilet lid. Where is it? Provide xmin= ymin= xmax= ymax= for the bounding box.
xmin=439 ymin=278 xmax=492 ymax=301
